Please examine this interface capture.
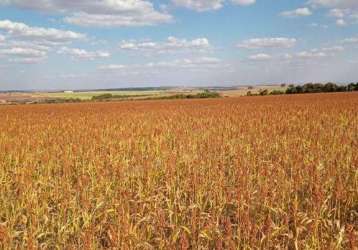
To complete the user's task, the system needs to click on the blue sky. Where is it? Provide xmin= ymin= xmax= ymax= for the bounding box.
xmin=0 ymin=0 xmax=357 ymax=90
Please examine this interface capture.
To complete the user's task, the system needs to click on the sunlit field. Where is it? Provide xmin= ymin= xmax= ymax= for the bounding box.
xmin=40 ymin=90 xmax=165 ymax=100
xmin=0 ymin=93 xmax=357 ymax=249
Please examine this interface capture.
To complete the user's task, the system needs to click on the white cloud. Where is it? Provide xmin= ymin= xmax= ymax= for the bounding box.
xmin=321 ymin=46 xmax=344 ymax=52
xmin=99 ymin=57 xmax=222 ymax=72
xmin=0 ymin=20 xmax=86 ymax=64
xmin=336 ymin=19 xmax=347 ymax=26
xmin=282 ymin=46 xmax=343 ymax=61
xmin=120 ymin=41 xmax=156 ymax=50
xmin=265 ymin=46 xmax=343 ymax=62
xmin=119 ymin=36 xmax=211 ymax=53
xmin=98 ymin=64 xmax=127 ymax=70
xmin=328 ymin=8 xmax=358 ymax=26
xmin=0 ymin=0 xmax=173 ymax=27
xmin=0 ymin=18 xmax=212 ymax=68
xmin=8 ymin=57 xmax=46 ymax=64
xmin=237 ymin=37 xmax=297 ymax=49
xmin=64 ymin=11 xmax=172 ymax=27
xmin=280 ymin=8 xmax=312 ymax=17
xmin=4 ymin=41 xmax=51 ymax=51
xmin=0 ymin=20 xmax=85 ymax=42
xmin=309 ymin=0 xmax=358 ymax=9
xmin=351 ymin=13 xmax=358 ymax=20
xmin=329 ymin=8 xmax=348 ymax=18
xmin=248 ymin=53 xmax=272 ymax=61
xmin=0 ymin=44 xmax=48 ymax=64
xmin=282 ymin=53 xmax=293 ymax=60
xmin=0 ymin=19 xmax=97 ymax=65
xmin=58 ymin=47 xmax=110 ymax=60
xmin=341 ymin=37 xmax=358 ymax=43
xmin=310 ymin=1 xmax=358 ymax=26
xmin=147 ymin=57 xmax=221 ymax=68
xmin=56 ymin=73 xmax=87 ymax=79
xmin=172 ymin=0 xmax=224 ymax=11
xmin=296 ymin=51 xmax=327 ymax=59
xmin=309 ymin=23 xmax=329 ymax=29
xmin=0 ymin=47 xmax=46 ymax=57
xmin=172 ymin=0 xmax=255 ymax=11
xmin=231 ymin=0 xmax=256 ymax=6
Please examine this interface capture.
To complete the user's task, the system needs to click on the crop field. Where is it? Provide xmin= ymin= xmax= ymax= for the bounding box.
xmin=0 ymin=93 xmax=357 ymax=249
xmin=0 ymin=89 xmax=204 ymax=104
xmin=39 ymin=91 xmax=167 ymax=100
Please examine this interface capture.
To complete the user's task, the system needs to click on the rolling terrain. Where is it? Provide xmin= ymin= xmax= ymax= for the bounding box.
xmin=0 ymin=93 xmax=357 ymax=249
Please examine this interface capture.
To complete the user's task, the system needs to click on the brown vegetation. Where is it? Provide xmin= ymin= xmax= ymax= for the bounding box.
xmin=0 ymin=93 xmax=357 ymax=249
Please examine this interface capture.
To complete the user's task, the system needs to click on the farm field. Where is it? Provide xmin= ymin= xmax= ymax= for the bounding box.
xmin=0 ymin=93 xmax=357 ymax=249
xmin=38 ymin=90 xmax=168 ymax=100
xmin=218 ymin=85 xmax=287 ymax=97
xmin=40 ymin=85 xmax=285 ymax=100
xmin=0 ymin=85 xmax=285 ymax=105
xmin=0 ymin=89 xmax=203 ymax=104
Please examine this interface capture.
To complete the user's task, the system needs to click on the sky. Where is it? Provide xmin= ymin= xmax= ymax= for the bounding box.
xmin=0 ymin=0 xmax=358 ymax=90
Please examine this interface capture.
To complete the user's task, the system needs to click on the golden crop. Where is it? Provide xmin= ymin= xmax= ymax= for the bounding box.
xmin=0 ymin=93 xmax=357 ymax=249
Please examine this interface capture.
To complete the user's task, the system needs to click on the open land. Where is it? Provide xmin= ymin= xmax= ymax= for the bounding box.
xmin=0 ymin=92 xmax=357 ymax=249
xmin=0 ymin=85 xmax=285 ymax=104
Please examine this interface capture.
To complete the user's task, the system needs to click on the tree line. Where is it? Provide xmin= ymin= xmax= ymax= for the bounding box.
xmin=247 ymin=82 xmax=358 ymax=96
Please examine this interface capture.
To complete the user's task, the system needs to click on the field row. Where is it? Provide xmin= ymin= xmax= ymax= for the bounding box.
xmin=0 ymin=93 xmax=357 ymax=249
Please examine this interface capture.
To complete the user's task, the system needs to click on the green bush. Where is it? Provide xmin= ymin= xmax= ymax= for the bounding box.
xmin=270 ymin=90 xmax=285 ymax=95
xmin=285 ymin=83 xmax=355 ymax=94
xmin=196 ymin=92 xmax=220 ymax=98
xmin=259 ymin=89 xmax=268 ymax=96
xmin=92 ymin=94 xmax=113 ymax=100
